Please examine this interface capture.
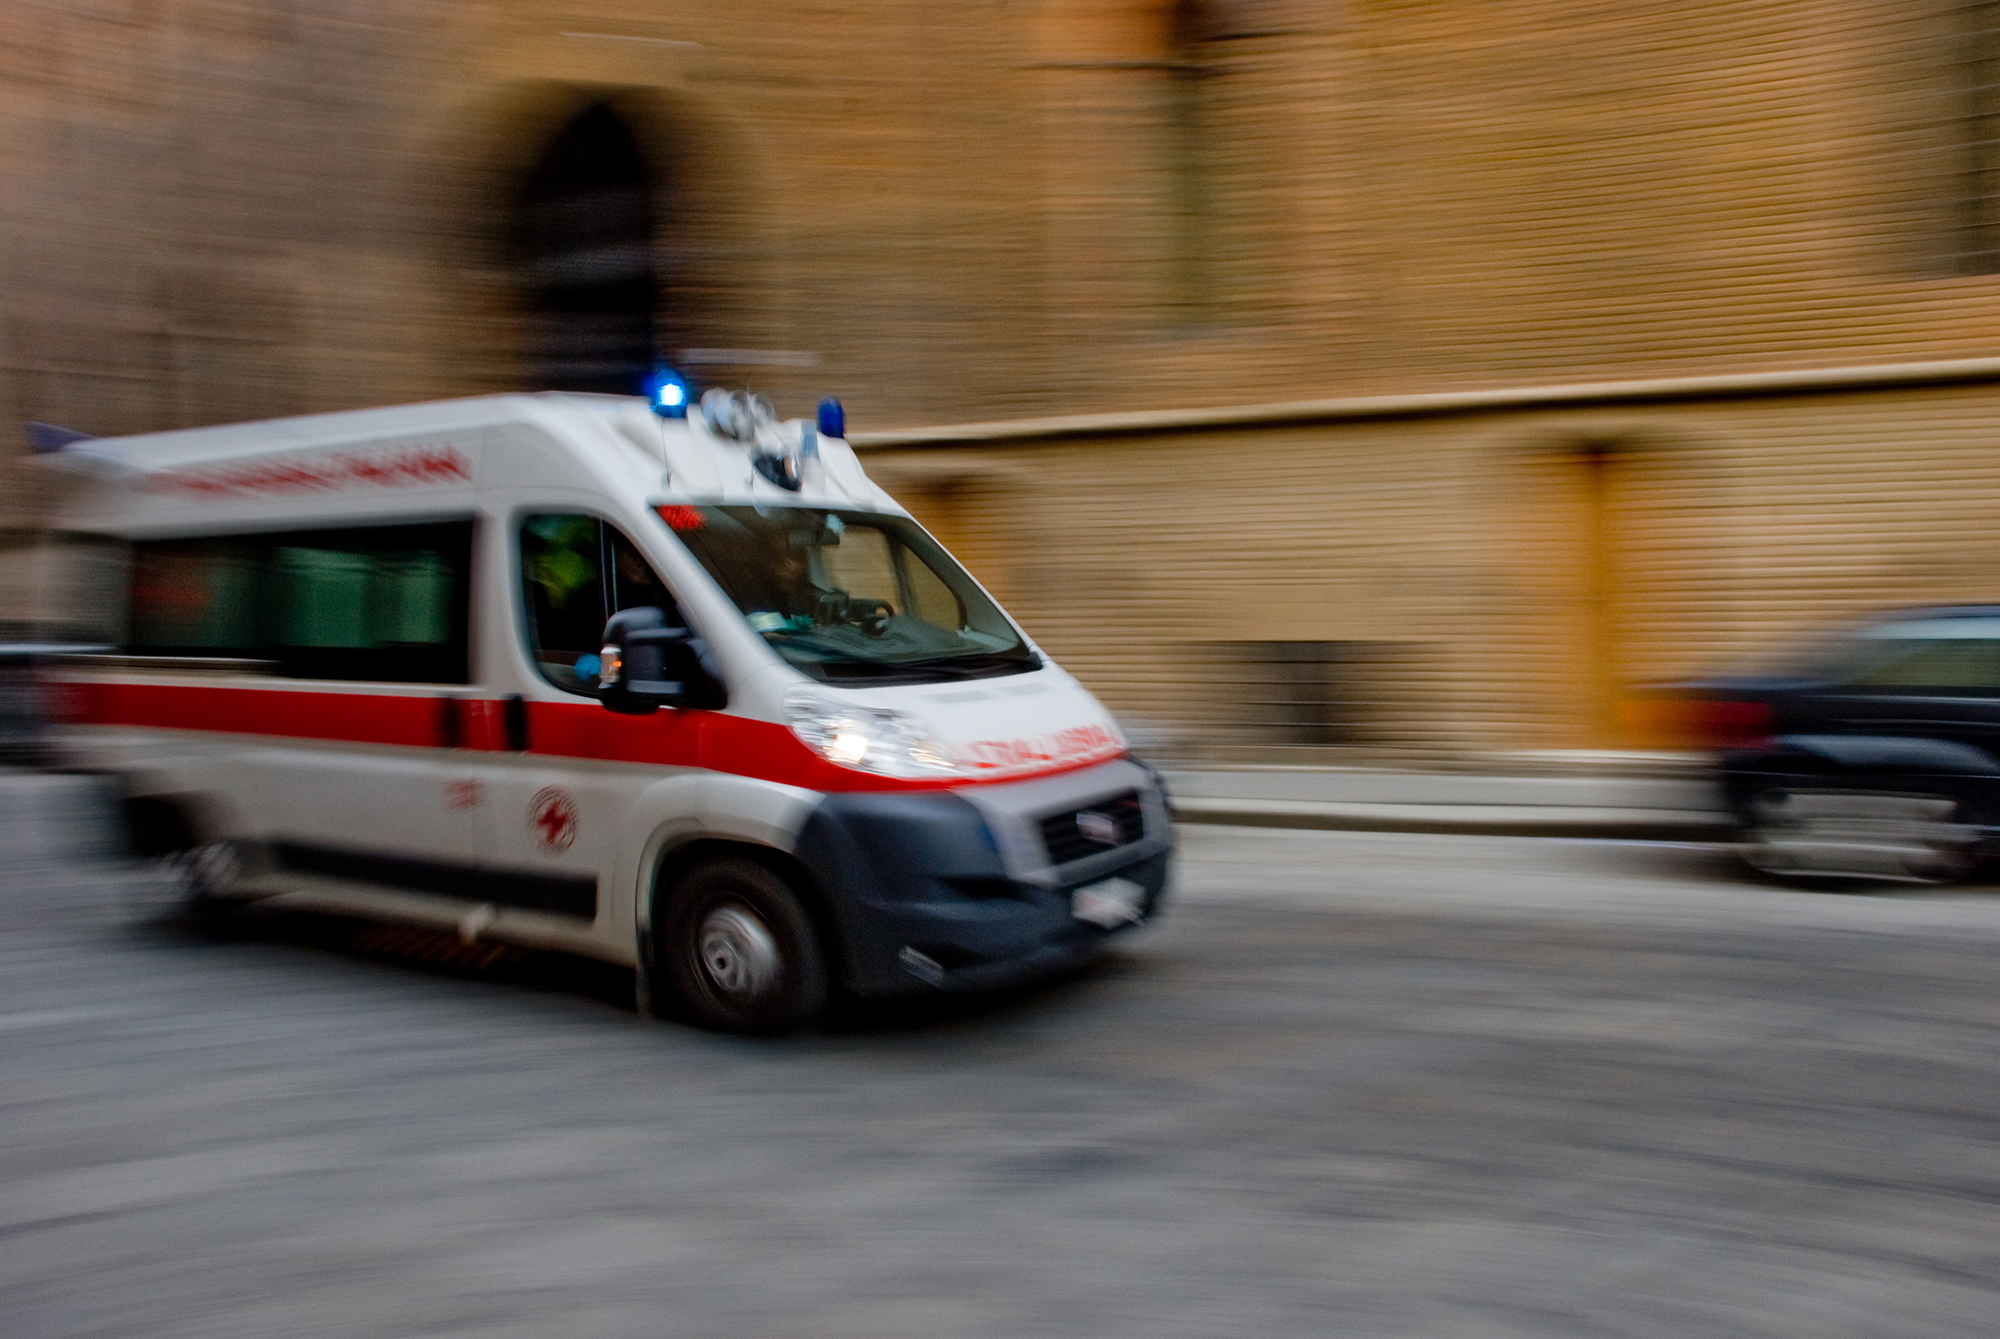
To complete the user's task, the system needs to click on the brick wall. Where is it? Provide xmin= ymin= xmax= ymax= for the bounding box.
xmin=864 ymin=375 xmax=2000 ymax=756
xmin=7 ymin=2 xmax=2000 ymax=747
xmin=8 ymin=3 xmax=1999 ymax=438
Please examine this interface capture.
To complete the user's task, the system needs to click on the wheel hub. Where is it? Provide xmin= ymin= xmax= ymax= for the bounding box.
xmin=697 ymin=905 xmax=780 ymax=997
xmin=167 ymin=841 xmax=240 ymax=899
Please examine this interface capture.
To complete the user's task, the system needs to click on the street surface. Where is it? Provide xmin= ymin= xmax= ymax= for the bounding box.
xmin=5 ymin=828 xmax=2000 ymax=1338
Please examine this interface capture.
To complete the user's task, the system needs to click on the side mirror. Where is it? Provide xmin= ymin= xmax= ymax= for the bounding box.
xmin=598 ymin=607 xmax=728 ymax=716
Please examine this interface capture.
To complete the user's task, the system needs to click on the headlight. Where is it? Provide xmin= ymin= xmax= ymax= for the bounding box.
xmin=784 ymin=688 xmax=962 ymax=779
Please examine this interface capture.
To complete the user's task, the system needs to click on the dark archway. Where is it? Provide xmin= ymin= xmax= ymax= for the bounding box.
xmin=508 ymin=104 xmax=660 ymax=394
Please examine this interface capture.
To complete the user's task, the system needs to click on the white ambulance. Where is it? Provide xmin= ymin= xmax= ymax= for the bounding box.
xmin=40 ymin=387 xmax=1172 ymax=1032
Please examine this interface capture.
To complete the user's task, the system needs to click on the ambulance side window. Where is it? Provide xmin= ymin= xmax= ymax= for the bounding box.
xmin=126 ymin=521 xmax=473 ymax=683
xmin=520 ymin=514 xmax=683 ymax=696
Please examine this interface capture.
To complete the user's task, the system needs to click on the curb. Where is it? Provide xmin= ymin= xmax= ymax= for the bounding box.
xmin=1169 ymin=798 xmax=1734 ymax=842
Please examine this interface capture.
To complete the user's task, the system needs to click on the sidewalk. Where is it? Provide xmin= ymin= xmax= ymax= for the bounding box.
xmin=1161 ymin=766 xmax=1731 ymax=842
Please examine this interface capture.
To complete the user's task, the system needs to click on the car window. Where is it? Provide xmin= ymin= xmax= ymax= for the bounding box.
xmin=818 ymin=526 xmax=899 ymax=610
xmin=1841 ymin=638 xmax=2000 ymax=693
xmin=664 ymin=505 xmax=1033 ymax=685
xmin=520 ymin=514 xmax=682 ymax=695
xmin=127 ymin=521 xmax=473 ymax=683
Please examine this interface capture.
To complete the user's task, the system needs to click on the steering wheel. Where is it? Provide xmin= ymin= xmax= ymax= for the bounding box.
xmin=850 ymin=599 xmax=894 ymax=636
xmin=815 ymin=590 xmax=894 ymax=635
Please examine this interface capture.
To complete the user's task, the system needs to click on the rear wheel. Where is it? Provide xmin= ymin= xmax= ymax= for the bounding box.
xmin=123 ymin=796 xmax=240 ymax=926
xmin=660 ymin=858 xmax=828 ymax=1034
xmin=162 ymin=840 xmax=240 ymax=901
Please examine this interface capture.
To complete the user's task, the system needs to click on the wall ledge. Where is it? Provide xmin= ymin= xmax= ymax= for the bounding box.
xmin=849 ymin=356 xmax=2000 ymax=449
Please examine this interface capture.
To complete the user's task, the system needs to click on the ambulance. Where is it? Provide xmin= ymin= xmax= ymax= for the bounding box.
xmin=39 ymin=384 xmax=1173 ymax=1032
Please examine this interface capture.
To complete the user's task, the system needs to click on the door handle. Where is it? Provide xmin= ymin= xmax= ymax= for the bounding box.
xmin=436 ymin=696 xmax=464 ymax=749
xmin=449 ymin=697 xmax=529 ymax=752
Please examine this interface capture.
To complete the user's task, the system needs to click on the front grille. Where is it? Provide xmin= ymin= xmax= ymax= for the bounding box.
xmin=1039 ymin=790 xmax=1145 ymax=866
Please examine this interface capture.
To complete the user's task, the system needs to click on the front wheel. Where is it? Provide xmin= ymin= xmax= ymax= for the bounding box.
xmin=659 ymin=858 xmax=828 ymax=1034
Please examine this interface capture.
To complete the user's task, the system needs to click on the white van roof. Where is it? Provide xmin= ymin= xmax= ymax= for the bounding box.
xmin=45 ymin=393 xmax=899 ymax=537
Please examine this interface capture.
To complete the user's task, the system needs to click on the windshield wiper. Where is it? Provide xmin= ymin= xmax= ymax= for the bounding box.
xmin=897 ymin=650 xmax=1041 ymax=678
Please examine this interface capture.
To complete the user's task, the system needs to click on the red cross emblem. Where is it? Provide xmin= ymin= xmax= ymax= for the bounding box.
xmin=528 ymin=786 xmax=578 ymax=854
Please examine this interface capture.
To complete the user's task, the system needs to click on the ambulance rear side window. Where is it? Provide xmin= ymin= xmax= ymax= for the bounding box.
xmin=127 ymin=520 xmax=473 ymax=683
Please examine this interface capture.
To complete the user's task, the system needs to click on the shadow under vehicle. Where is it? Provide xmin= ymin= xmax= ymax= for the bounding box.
xmin=1673 ymin=607 xmax=2000 ymax=886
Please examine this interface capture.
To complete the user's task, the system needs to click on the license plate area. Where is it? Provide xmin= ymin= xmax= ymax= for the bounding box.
xmin=1071 ymin=876 xmax=1146 ymax=928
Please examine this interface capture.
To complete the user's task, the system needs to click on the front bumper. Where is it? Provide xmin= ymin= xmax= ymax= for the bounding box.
xmin=794 ymin=757 xmax=1174 ymax=996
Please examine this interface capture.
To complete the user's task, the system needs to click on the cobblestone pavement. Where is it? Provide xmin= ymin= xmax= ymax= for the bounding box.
xmin=5 ymin=830 xmax=2000 ymax=1339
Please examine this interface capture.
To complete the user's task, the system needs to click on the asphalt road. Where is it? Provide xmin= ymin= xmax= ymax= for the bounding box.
xmin=5 ymin=829 xmax=2000 ymax=1339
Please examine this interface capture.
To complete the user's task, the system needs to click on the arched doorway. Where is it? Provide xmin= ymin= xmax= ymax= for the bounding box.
xmin=507 ymin=104 xmax=660 ymax=395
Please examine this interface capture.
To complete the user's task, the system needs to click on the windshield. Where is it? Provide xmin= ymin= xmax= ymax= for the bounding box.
xmin=660 ymin=505 xmax=1037 ymax=684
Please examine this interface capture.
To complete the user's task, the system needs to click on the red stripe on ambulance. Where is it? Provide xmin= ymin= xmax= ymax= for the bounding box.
xmin=67 ymin=680 xmax=1120 ymax=793
xmin=74 ymin=680 xmax=442 ymax=749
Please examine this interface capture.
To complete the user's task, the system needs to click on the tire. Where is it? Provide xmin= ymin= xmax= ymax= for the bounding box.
xmin=659 ymin=858 xmax=828 ymax=1034
xmin=154 ymin=839 xmax=243 ymax=928
xmin=633 ymin=933 xmax=671 ymax=1023
xmin=1739 ymin=787 xmax=1977 ymax=887
xmin=122 ymin=796 xmax=240 ymax=927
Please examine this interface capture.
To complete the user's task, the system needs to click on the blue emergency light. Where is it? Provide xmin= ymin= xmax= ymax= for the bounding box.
xmin=817 ymin=397 xmax=844 ymax=438
xmin=646 ymin=369 xmax=690 ymax=418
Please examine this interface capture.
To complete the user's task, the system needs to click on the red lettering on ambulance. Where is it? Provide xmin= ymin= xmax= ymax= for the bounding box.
xmin=143 ymin=444 xmax=472 ymax=499
xmin=958 ymin=723 xmax=1120 ymax=775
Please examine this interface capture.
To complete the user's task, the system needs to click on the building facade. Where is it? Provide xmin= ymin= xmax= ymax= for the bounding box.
xmin=7 ymin=2 xmax=2000 ymax=753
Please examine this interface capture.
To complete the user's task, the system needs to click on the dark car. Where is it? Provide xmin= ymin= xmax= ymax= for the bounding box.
xmin=1678 ymin=606 xmax=2000 ymax=884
